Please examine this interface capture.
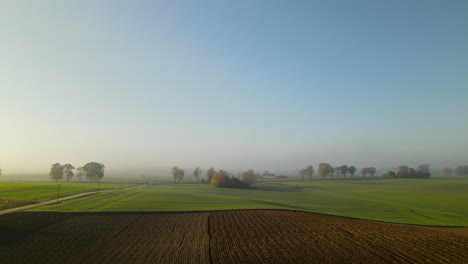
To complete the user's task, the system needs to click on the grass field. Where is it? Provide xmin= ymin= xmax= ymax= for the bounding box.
xmin=26 ymin=178 xmax=468 ymax=226
xmin=0 ymin=182 xmax=136 ymax=203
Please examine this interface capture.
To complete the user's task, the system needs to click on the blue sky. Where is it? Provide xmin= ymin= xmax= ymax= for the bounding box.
xmin=1 ymin=0 xmax=467 ymax=172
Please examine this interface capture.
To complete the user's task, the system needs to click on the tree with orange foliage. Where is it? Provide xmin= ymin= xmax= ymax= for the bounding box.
xmin=210 ymin=170 xmax=228 ymax=187
xmin=318 ymin=163 xmax=332 ymax=180
xmin=397 ymin=165 xmax=409 ymax=178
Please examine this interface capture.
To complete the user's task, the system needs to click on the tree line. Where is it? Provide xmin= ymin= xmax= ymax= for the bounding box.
xmin=171 ymin=166 xmax=256 ymax=188
xmin=298 ymin=164 xmax=359 ymax=180
xmin=441 ymin=165 xmax=468 ymax=177
xmin=298 ymin=163 xmax=439 ymax=179
xmin=383 ymin=164 xmax=431 ymax=178
xmin=173 ymin=163 xmax=468 ymax=184
xmin=49 ymin=162 xmax=105 ymax=183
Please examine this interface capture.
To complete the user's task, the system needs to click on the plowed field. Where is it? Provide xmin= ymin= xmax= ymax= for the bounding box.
xmin=0 ymin=210 xmax=467 ymax=264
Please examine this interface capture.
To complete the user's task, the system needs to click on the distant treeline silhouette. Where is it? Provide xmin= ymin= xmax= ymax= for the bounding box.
xmin=49 ymin=162 xmax=105 ymax=183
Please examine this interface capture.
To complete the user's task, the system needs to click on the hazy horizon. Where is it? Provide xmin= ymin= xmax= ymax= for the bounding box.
xmin=1 ymin=1 xmax=468 ymax=173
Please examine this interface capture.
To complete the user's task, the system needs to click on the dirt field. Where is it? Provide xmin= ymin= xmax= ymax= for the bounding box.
xmin=0 ymin=210 xmax=466 ymax=264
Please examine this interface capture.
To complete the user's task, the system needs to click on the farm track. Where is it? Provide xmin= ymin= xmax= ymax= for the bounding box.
xmin=0 ymin=210 xmax=467 ymax=264
xmin=0 ymin=184 xmax=148 ymax=215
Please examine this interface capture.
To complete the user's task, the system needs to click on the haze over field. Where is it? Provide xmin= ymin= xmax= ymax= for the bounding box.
xmin=1 ymin=1 xmax=468 ymax=173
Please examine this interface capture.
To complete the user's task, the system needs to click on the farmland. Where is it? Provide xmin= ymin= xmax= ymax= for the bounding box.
xmin=24 ymin=178 xmax=468 ymax=226
xmin=0 ymin=183 xmax=136 ymax=211
xmin=0 ymin=210 xmax=467 ymax=264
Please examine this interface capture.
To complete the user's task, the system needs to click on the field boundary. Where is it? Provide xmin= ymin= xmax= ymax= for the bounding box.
xmin=11 ymin=208 xmax=467 ymax=228
xmin=0 ymin=192 xmax=98 ymax=215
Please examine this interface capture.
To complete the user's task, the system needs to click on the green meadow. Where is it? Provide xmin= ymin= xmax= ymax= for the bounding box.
xmin=0 ymin=183 xmax=136 ymax=202
xmin=26 ymin=178 xmax=468 ymax=226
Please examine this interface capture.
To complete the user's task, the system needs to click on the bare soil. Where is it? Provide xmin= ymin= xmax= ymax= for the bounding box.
xmin=0 ymin=210 xmax=466 ymax=264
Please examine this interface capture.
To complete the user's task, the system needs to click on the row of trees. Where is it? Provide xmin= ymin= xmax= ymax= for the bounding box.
xmin=169 ymin=164 xmax=468 ymax=184
xmin=171 ymin=166 xmax=256 ymax=188
xmin=210 ymin=169 xmax=255 ymax=188
xmin=299 ymin=164 xmax=359 ymax=180
xmin=455 ymin=165 xmax=468 ymax=176
xmin=49 ymin=162 xmax=105 ymax=183
xmin=382 ymin=164 xmax=431 ymax=178
xmin=440 ymin=166 xmax=468 ymax=177
xmin=298 ymin=164 xmax=436 ymax=179
xmin=171 ymin=166 xmax=210 ymax=183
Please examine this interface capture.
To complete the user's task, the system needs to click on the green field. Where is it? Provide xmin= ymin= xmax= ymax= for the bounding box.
xmin=25 ymin=178 xmax=468 ymax=226
xmin=0 ymin=183 xmax=136 ymax=202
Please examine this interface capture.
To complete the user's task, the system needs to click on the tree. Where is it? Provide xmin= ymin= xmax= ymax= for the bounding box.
xmin=211 ymin=169 xmax=251 ymax=189
xmin=210 ymin=170 xmax=228 ymax=187
xmin=318 ymin=163 xmax=332 ymax=180
xmin=193 ymin=167 xmax=201 ymax=183
xmin=441 ymin=168 xmax=452 ymax=177
xmin=171 ymin=167 xmax=184 ymax=183
xmin=83 ymin=162 xmax=105 ymax=183
xmin=385 ymin=171 xmax=396 ymax=178
xmin=368 ymin=167 xmax=376 ymax=177
xmin=361 ymin=168 xmax=369 ymax=177
xmin=333 ymin=167 xmax=341 ymax=178
xmin=0 ymin=168 xmax=2 ymax=177
xmin=408 ymin=168 xmax=417 ymax=178
xmin=178 ymin=168 xmax=184 ymax=182
xmin=206 ymin=167 xmax=215 ymax=183
xmin=49 ymin=163 xmax=63 ymax=182
xmin=456 ymin=165 xmax=468 ymax=176
xmin=416 ymin=164 xmax=431 ymax=178
xmin=306 ymin=165 xmax=314 ymax=180
xmin=62 ymin=164 xmax=75 ymax=182
xmin=299 ymin=168 xmax=308 ymax=181
xmin=241 ymin=170 xmax=255 ymax=184
xmin=397 ymin=166 xmax=409 ymax=178
xmin=340 ymin=165 xmax=348 ymax=178
xmin=348 ymin=166 xmax=356 ymax=177
xmin=75 ymin=166 xmax=85 ymax=182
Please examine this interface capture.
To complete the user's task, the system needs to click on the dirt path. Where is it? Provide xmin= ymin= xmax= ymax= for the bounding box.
xmin=0 ymin=184 xmax=148 ymax=216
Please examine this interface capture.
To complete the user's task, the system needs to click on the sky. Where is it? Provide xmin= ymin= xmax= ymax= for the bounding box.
xmin=1 ymin=0 xmax=468 ymax=173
